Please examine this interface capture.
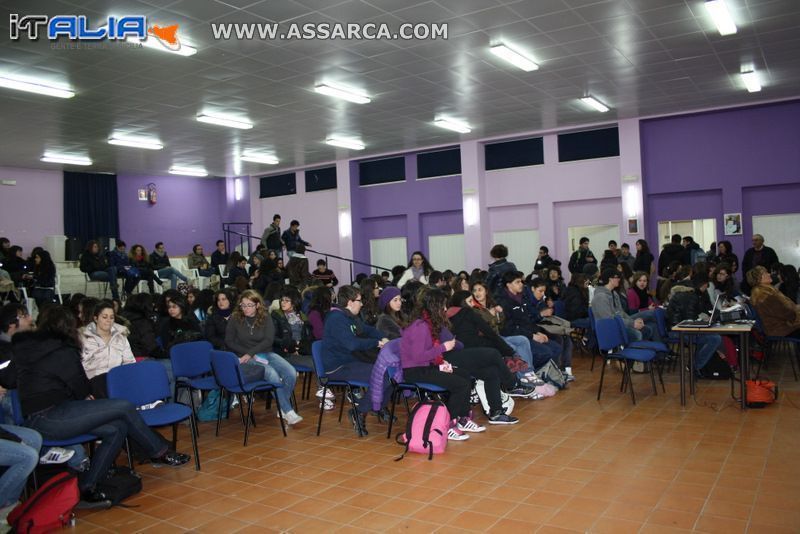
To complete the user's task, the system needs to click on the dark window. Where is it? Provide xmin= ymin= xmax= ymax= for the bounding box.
xmin=259 ymin=172 xmax=296 ymax=198
xmin=359 ymin=156 xmax=405 ymax=186
xmin=558 ymin=126 xmax=619 ymax=162
xmin=305 ymin=166 xmax=337 ymax=192
xmin=417 ymin=147 xmax=461 ymax=178
xmin=485 ymin=137 xmax=544 ymax=170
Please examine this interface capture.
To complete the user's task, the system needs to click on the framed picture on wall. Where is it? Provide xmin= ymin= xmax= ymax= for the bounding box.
xmin=724 ymin=212 xmax=743 ymax=235
xmin=137 ymin=188 xmax=147 ymax=201
xmin=627 ymin=218 xmax=639 ymax=235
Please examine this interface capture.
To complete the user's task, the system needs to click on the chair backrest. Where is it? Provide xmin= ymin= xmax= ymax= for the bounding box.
xmin=9 ymin=389 xmax=25 ymax=425
xmin=108 ymin=360 xmax=171 ymax=406
xmin=654 ymin=307 xmax=669 ymax=338
xmin=170 ymin=340 xmax=213 ymax=378
xmin=210 ymin=350 xmax=246 ymax=390
xmin=746 ymin=304 xmax=766 ymax=335
xmin=594 ymin=317 xmax=625 ymax=352
xmin=613 ymin=316 xmax=632 ymax=346
xmin=311 ymin=341 xmax=327 ymax=380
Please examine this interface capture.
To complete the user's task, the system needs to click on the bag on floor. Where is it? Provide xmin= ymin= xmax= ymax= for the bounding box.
xmin=699 ymin=355 xmax=732 ymax=380
xmin=395 ymin=400 xmax=450 ymax=461
xmin=95 ymin=466 xmax=142 ymax=506
xmin=7 ymin=471 xmax=79 ymax=534
xmin=537 ymin=359 xmax=567 ymax=389
xmin=533 ymin=383 xmax=558 ymax=398
xmin=746 ymin=380 xmax=777 ymax=408
xmin=473 ymin=379 xmax=515 ymax=416
xmin=196 ymin=389 xmax=228 ymax=422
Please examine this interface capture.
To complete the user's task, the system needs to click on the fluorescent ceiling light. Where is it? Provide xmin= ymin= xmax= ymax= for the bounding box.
xmin=0 ymin=75 xmax=74 ymax=98
xmin=705 ymin=0 xmax=737 ymax=36
xmin=314 ymin=82 xmax=371 ymax=104
xmin=196 ymin=113 xmax=253 ymax=130
xmin=434 ymin=117 xmax=472 ymax=134
xmin=41 ymin=153 xmax=91 ymax=165
xmin=127 ymin=34 xmax=197 ymax=56
xmin=326 ymin=137 xmax=365 ymax=150
xmin=108 ymin=136 xmax=163 ymax=150
xmin=489 ymin=44 xmax=539 ymax=72
xmin=169 ymin=166 xmax=207 ymax=177
xmin=241 ymin=153 xmax=279 ymax=165
xmin=741 ymin=70 xmax=761 ymax=92
xmin=580 ymin=96 xmax=610 ymax=113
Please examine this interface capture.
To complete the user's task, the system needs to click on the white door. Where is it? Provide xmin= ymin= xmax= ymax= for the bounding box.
xmin=567 ymin=225 xmax=619 ymax=254
xmin=428 ymin=234 xmax=465 ymax=273
xmin=753 ymin=213 xmax=800 ymax=268
xmin=657 ymin=219 xmax=717 ymax=251
xmin=369 ymin=237 xmax=408 ymax=273
xmin=491 ymin=229 xmax=540 ymax=276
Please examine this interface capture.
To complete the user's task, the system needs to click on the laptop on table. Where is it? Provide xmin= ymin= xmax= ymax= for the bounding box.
xmin=676 ymin=294 xmax=721 ymax=328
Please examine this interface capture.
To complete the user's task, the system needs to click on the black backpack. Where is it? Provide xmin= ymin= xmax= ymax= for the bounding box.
xmin=96 ymin=466 xmax=142 ymax=506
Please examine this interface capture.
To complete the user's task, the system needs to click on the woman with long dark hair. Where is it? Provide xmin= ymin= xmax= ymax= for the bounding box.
xmin=158 ymin=294 xmax=202 ymax=350
xmin=29 ymin=249 xmax=57 ymax=306
xmin=633 ymin=239 xmax=655 ymax=275
xmin=400 ymin=289 xmax=519 ymax=440
xmin=14 ymin=305 xmax=188 ymax=507
xmin=359 ymin=277 xmax=381 ymax=326
xmin=715 ymin=240 xmax=739 ymax=275
xmin=205 ymin=288 xmax=238 ymax=350
xmin=375 ymin=286 xmax=405 ymax=340
xmin=396 ymin=251 xmax=433 ymax=288
xmin=307 ymin=286 xmax=332 ymax=340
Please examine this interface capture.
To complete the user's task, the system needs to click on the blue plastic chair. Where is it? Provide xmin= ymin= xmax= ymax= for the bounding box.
xmin=614 ymin=316 xmax=666 ymax=393
xmin=170 ymin=341 xmax=217 ymax=432
xmin=310 ymin=341 xmax=369 ymax=437
xmin=595 ymin=318 xmax=660 ymax=404
xmin=107 ymin=360 xmax=200 ymax=470
xmin=210 ymin=350 xmax=287 ymax=445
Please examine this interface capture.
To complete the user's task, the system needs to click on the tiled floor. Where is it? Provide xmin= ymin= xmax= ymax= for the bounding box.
xmin=75 ymin=350 xmax=800 ymax=533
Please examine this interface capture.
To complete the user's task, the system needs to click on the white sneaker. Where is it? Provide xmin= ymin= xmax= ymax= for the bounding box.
xmin=447 ymin=427 xmax=470 ymax=441
xmin=40 ymin=447 xmax=76 ymax=465
xmin=281 ymin=410 xmax=304 ymax=426
xmin=316 ymin=387 xmax=335 ymax=400
xmin=320 ymin=399 xmax=335 ymax=411
xmin=138 ymin=400 xmax=164 ymax=411
xmin=457 ymin=417 xmax=486 ymax=433
xmin=230 ymin=395 xmax=240 ymax=408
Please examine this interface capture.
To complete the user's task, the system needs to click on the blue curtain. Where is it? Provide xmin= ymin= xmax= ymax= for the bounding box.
xmin=63 ymin=171 xmax=119 ymax=244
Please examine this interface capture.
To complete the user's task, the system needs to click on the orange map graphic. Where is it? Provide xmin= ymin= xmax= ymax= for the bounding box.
xmin=148 ymin=25 xmax=179 ymax=45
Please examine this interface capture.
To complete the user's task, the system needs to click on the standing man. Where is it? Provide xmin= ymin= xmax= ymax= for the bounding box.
xmin=658 ymin=234 xmax=685 ymax=275
xmin=281 ymin=220 xmax=311 ymax=258
xmin=210 ymin=240 xmax=229 ymax=272
xmin=261 ymin=214 xmax=284 ymax=259
xmin=741 ymin=234 xmax=780 ymax=294
xmin=618 ymin=243 xmax=636 ymax=271
xmin=568 ymin=237 xmax=596 ymax=275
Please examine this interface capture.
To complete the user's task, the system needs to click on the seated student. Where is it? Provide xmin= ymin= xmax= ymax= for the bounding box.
xmin=544 ymin=265 xmax=565 ymax=301
xmin=119 ymin=293 xmax=162 ymax=359
xmin=311 ymin=259 xmax=338 ymax=288
xmin=627 ymin=271 xmax=656 ymax=312
xmin=396 ymin=251 xmax=433 ymax=288
xmin=592 ymin=268 xmax=654 ymax=342
xmin=129 ymin=244 xmax=163 ymax=294
xmin=401 ymin=289 xmax=519 ymax=438
xmin=748 ymin=266 xmax=800 ymax=339
xmin=375 ymin=287 xmax=404 ymax=340
xmin=562 ymin=273 xmax=592 ymax=330
xmin=1 ymin=246 xmax=28 ymax=285
xmin=526 ymin=278 xmax=575 ymax=380
xmin=307 ymin=286 xmax=332 ymax=341
xmin=81 ymin=300 xmax=136 ymax=398
xmin=0 ymin=424 xmax=42 ymax=517
xmin=359 ymin=277 xmax=382 ymax=326
xmin=13 ymin=306 xmax=189 ymax=508
xmin=79 ymin=240 xmax=121 ymax=301
xmin=667 ymin=272 xmax=725 ymax=375
xmin=210 ymin=240 xmax=228 ymax=272
xmin=29 ymin=249 xmax=58 ymax=306
xmin=495 ymin=272 xmax=563 ymax=373
xmin=708 ymin=263 xmax=739 ymax=304
xmin=187 ymin=244 xmax=214 ymax=277
xmin=321 ymin=286 xmax=389 ymax=435
xmin=149 ymin=242 xmax=189 ymax=289
xmin=225 ymin=290 xmax=302 ymax=426
xmin=285 ymin=244 xmax=312 ymax=289
xmin=205 ymin=288 xmax=237 ymax=350
xmin=158 ymin=294 xmax=203 ymax=353
xmin=108 ymin=241 xmax=141 ymax=298
xmin=226 ymin=254 xmax=250 ymax=292
xmin=271 ymin=286 xmax=314 ymax=370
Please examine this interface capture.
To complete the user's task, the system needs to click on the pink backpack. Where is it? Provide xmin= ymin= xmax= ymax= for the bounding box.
xmin=395 ymin=401 xmax=450 ymax=460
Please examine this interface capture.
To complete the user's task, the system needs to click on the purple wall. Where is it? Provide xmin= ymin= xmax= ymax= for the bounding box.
xmin=350 ymin=153 xmax=463 ymax=272
xmin=0 ymin=166 xmax=63 ymax=253
xmin=117 ymin=174 xmax=228 ymax=255
xmin=641 ymin=100 xmax=800 ymax=264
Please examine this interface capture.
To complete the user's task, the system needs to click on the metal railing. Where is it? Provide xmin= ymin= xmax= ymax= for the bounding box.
xmin=221 ymin=223 xmax=391 ymax=283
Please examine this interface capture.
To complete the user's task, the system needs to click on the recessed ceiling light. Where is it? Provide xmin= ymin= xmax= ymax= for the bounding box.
xmin=127 ymin=34 xmax=197 ymax=56
xmin=40 ymin=152 xmax=92 ymax=165
xmin=196 ymin=113 xmax=253 ymax=130
xmin=489 ymin=44 xmax=539 ymax=72
xmin=241 ymin=152 xmax=279 ymax=165
xmin=579 ymin=96 xmax=610 ymax=113
xmin=705 ymin=0 xmax=737 ymax=36
xmin=314 ymin=82 xmax=371 ymax=104
xmin=108 ymin=136 xmax=163 ymax=150
xmin=434 ymin=117 xmax=472 ymax=134
xmin=169 ymin=166 xmax=208 ymax=177
xmin=326 ymin=137 xmax=365 ymax=150
xmin=0 ymin=75 xmax=74 ymax=98
xmin=741 ymin=70 xmax=761 ymax=92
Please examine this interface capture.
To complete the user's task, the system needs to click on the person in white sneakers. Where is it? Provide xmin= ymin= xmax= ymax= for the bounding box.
xmin=225 ymin=290 xmax=303 ymax=426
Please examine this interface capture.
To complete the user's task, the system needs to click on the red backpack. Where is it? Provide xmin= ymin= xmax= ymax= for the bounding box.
xmin=7 ymin=472 xmax=80 ymax=534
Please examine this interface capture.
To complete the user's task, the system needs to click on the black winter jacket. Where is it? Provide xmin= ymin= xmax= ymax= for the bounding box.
xmin=204 ymin=313 xmax=230 ymax=350
xmin=120 ymin=309 xmax=163 ymax=358
xmin=12 ymin=330 xmax=91 ymax=416
xmin=271 ymin=310 xmax=312 ymax=356
xmin=79 ymin=252 xmax=108 ymax=274
xmin=448 ymin=306 xmax=514 ymax=358
xmin=496 ymin=290 xmax=545 ymax=339
xmin=562 ymin=286 xmax=589 ymax=321
xmin=667 ymin=285 xmax=712 ymax=327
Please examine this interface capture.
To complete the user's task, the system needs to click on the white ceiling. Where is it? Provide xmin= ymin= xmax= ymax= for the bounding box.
xmin=1 ymin=0 xmax=799 ymax=177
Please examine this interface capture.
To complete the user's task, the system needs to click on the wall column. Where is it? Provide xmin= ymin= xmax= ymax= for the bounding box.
xmin=618 ymin=119 xmax=645 ymax=241
xmin=460 ymin=140 xmax=487 ymax=270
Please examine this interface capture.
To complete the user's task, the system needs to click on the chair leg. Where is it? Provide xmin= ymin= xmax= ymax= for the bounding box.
xmin=291 ymin=391 xmax=298 ymax=412
xmin=386 ymin=387 xmax=398 ymax=439
xmin=215 ymin=389 xmax=225 ymax=437
xmin=338 ymin=387 xmax=348 ymax=423
xmin=238 ymin=396 xmax=248 ymax=428
xmin=125 ymin=438 xmax=134 ymax=470
xmin=273 ymin=389 xmax=287 ymax=437
xmin=171 ymin=423 xmax=178 ymax=451
xmin=649 ymin=362 xmax=658 ymax=395
xmin=597 ymin=358 xmax=608 ymax=401
xmin=187 ymin=387 xmax=200 ymax=438
xmin=316 ymin=385 xmax=327 ymax=436
xmin=626 ymin=361 xmax=637 ymax=405
xmin=243 ymin=392 xmax=254 ymax=446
